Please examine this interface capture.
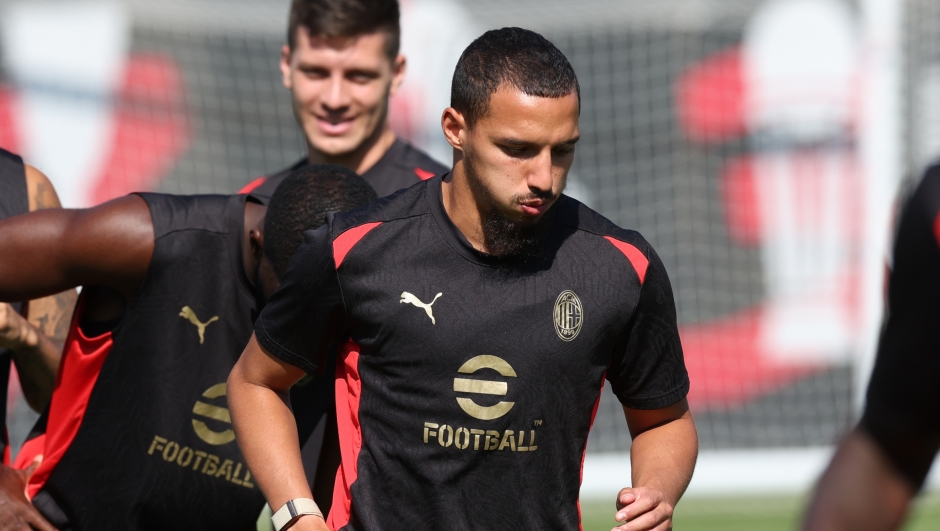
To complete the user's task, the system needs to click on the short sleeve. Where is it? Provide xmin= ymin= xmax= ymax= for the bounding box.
xmin=254 ymin=223 xmax=346 ymax=375
xmin=606 ymin=244 xmax=690 ymax=410
xmin=861 ymin=169 xmax=940 ymax=490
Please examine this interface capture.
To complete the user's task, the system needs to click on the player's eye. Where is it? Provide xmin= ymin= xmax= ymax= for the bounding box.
xmin=347 ymin=72 xmax=378 ymax=83
xmin=300 ymin=67 xmax=329 ymax=80
xmin=553 ymin=146 xmax=577 ymax=156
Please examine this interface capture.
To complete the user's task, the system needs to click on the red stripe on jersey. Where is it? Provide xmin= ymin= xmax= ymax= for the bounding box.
xmin=333 ymin=222 xmax=382 ymax=268
xmin=604 ymin=236 xmax=649 ymax=285
xmin=577 ymin=372 xmax=607 ymax=531
xmin=414 ymin=167 xmax=435 ymax=180
xmin=238 ymin=176 xmax=267 ymax=194
xmin=17 ymin=310 xmax=113 ymax=499
xmin=327 ymin=339 xmax=364 ymax=530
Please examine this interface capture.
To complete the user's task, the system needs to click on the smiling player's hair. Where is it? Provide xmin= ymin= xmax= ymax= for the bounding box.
xmin=264 ymin=164 xmax=377 ymax=278
xmin=451 ymin=27 xmax=581 ymax=127
xmin=287 ymin=0 xmax=400 ymax=61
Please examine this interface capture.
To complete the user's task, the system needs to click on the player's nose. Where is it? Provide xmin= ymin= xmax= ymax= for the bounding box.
xmin=321 ymin=75 xmax=352 ymax=111
xmin=526 ymin=150 xmax=554 ymax=194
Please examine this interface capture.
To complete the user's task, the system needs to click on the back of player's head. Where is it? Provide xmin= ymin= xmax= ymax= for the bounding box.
xmin=287 ymin=0 xmax=400 ymax=60
xmin=451 ymin=27 xmax=580 ymax=127
xmin=264 ymin=164 xmax=378 ymax=277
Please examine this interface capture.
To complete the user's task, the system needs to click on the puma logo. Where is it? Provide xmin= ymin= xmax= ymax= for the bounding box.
xmin=179 ymin=306 xmax=219 ymax=344
xmin=400 ymin=292 xmax=443 ymax=325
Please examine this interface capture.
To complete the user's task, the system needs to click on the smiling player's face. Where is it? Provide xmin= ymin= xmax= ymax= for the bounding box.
xmin=459 ymin=86 xmax=580 ymax=227
xmin=281 ymin=29 xmax=405 ymax=158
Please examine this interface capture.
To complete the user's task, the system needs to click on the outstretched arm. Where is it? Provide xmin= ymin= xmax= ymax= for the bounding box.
xmin=613 ymin=399 xmax=698 ymax=531
xmin=0 ymin=194 xmax=154 ymax=302
xmin=228 ymin=334 xmax=330 ymax=531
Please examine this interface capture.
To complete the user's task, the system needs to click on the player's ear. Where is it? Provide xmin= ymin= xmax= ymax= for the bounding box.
xmin=280 ymin=44 xmax=293 ymax=90
xmin=389 ymin=54 xmax=407 ymax=96
xmin=441 ymin=108 xmax=467 ymax=151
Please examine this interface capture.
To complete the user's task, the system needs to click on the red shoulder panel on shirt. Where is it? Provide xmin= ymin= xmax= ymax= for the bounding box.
xmin=333 ymin=222 xmax=382 ymax=268
xmin=414 ymin=167 xmax=435 ymax=180
xmin=603 ymin=236 xmax=649 ymax=285
xmin=238 ymin=176 xmax=267 ymax=194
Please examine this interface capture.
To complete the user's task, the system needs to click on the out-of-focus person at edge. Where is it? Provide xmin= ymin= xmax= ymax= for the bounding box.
xmin=0 ymin=147 xmax=77 ymax=531
xmin=804 ymin=163 xmax=940 ymax=531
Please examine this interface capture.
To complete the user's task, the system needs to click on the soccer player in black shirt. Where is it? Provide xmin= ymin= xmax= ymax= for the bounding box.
xmin=0 ymin=165 xmax=376 ymax=530
xmin=0 ymin=148 xmax=76 ymax=531
xmin=230 ymin=28 xmax=698 ymax=531
xmin=239 ymin=0 xmax=447 ymax=202
xmin=803 ymin=164 xmax=940 ymax=531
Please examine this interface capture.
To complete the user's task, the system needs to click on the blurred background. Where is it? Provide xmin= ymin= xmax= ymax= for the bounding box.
xmin=1 ymin=0 xmax=937 ymax=527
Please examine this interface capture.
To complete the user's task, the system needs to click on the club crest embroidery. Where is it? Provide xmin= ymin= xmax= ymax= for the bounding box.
xmin=553 ymin=290 xmax=583 ymax=341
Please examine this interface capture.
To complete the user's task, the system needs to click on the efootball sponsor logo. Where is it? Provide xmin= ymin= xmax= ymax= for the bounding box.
xmin=192 ymin=383 xmax=235 ymax=445
xmin=553 ymin=290 xmax=583 ymax=341
xmin=423 ymin=355 xmax=540 ymax=453
xmin=145 ymin=382 xmax=254 ymax=489
xmin=454 ymin=355 xmax=516 ymax=420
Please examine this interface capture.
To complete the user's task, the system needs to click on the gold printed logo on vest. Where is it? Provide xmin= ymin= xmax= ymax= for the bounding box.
xmin=180 ymin=306 xmax=219 ymax=344
xmin=192 ymin=383 xmax=236 ymax=445
xmin=553 ymin=290 xmax=583 ymax=342
xmin=400 ymin=291 xmax=443 ymax=324
xmin=454 ymin=355 xmax=516 ymax=420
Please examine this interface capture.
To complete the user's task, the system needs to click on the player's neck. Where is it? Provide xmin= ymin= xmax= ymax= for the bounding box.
xmin=306 ymin=123 xmax=396 ymax=175
xmin=442 ymin=164 xmax=489 ymax=254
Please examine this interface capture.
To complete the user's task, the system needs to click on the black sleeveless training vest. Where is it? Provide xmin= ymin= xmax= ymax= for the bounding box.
xmin=30 ymin=194 xmax=270 ymax=530
xmin=0 ymin=148 xmax=28 ymax=463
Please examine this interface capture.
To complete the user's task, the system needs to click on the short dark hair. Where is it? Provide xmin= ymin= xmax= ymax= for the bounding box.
xmin=287 ymin=0 xmax=400 ymax=60
xmin=451 ymin=27 xmax=580 ymax=127
xmin=264 ymin=164 xmax=378 ymax=277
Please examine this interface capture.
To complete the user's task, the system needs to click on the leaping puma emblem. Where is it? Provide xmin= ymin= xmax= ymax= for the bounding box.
xmin=179 ymin=306 xmax=219 ymax=344
xmin=400 ymin=292 xmax=443 ymax=325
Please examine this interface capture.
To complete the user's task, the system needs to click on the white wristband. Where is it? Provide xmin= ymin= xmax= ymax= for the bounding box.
xmin=272 ymin=498 xmax=323 ymax=531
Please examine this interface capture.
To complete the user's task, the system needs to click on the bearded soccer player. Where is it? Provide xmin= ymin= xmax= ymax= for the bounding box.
xmin=230 ymin=28 xmax=698 ymax=531
xmin=803 ymin=164 xmax=940 ymax=531
xmin=0 ymin=165 xmax=376 ymax=530
xmin=239 ymin=0 xmax=447 ymax=202
xmin=0 ymin=148 xmax=76 ymax=531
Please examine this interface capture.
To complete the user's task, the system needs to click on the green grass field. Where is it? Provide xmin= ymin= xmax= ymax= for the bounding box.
xmin=580 ymin=491 xmax=940 ymax=530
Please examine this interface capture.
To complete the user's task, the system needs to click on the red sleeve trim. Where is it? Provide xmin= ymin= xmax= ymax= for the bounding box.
xmin=333 ymin=222 xmax=382 ymax=268
xmin=603 ymin=236 xmax=649 ymax=285
xmin=238 ymin=176 xmax=267 ymax=194
xmin=414 ymin=168 xmax=435 ymax=180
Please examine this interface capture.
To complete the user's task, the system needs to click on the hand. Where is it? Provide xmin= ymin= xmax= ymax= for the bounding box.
xmin=0 ymin=462 xmax=57 ymax=531
xmin=0 ymin=303 xmax=39 ymax=352
xmin=611 ymin=486 xmax=674 ymax=531
xmin=284 ymin=514 xmax=330 ymax=531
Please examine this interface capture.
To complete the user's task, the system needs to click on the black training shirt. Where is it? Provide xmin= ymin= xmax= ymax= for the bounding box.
xmin=242 ymin=138 xmax=447 ymax=201
xmin=255 ymin=176 xmax=689 ymax=530
xmin=863 ymin=163 xmax=940 ymax=489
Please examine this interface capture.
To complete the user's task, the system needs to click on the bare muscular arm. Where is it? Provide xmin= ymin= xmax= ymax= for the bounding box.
xmin=613 ymin=399 xmax=698 ymax=531
xmin=0 ymin=194 xmax=154 ymax=302
xmin=228 ymin=335 xmax=330 ymax=531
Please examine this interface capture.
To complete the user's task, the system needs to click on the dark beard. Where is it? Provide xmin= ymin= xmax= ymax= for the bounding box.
xmin=478 ymin=207 xmax=549 ymax=258
xmin=465 ymin=161 xmax=555 ymax=259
